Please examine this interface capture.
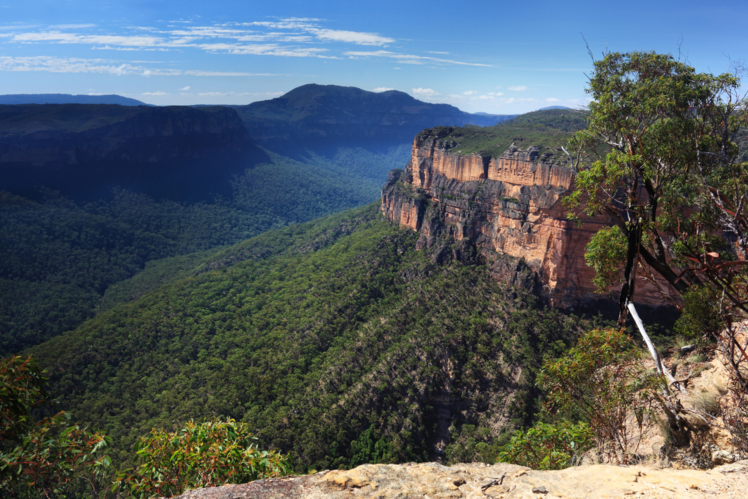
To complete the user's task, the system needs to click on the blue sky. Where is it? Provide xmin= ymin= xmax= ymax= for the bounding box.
xmin=0 ymin=0 xmax=746 ymax=113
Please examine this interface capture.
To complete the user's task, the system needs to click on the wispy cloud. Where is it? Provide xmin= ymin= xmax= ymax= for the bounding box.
xmin=0 ymin=55 xmax=286 ymax=77
xmin=143 ymin=91 xmax=169 ymax=96
xmin=345 ymin=50 xmax=491 ymax=67
xmin=0 ymin=56 xmax=142 ymax=75
xmin=50 ymin=24 xmax=97 ymax=29
xmin=508 ymin=85 xmax=528 ymax=91
xmin=308 ymin=28 xmax=393 ymax=46
xmin=372 ymin=87 xmax=394 ymax=92
xmin=180 ymin=86 xmax=191 ymax=91
xmin=545 ymin=97 xmax=560 ymax=102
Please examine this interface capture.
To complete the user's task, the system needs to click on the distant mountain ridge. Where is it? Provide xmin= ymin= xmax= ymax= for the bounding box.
xmin=229 ymin=84 xmax=515 ymax=151
xmin=0 ymin=94 xmax=148 ymax=106
xmin=0 ymin=104 xmax=264 ymax=201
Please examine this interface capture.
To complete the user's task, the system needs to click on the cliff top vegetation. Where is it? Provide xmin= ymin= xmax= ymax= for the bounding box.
xmin=418 ymin=109 xmax=588 ymax=161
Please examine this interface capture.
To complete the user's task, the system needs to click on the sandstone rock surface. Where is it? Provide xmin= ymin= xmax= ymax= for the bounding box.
xmin=382 ymin=131 xmax=677 ymax=308
xmin=168 ymin=460 xmax=748 ymax=499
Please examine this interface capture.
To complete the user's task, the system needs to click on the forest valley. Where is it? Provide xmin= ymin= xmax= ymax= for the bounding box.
xmin=1 ymin=51 xmax=747 ymax=498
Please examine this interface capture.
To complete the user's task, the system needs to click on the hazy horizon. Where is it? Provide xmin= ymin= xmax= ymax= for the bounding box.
xmin=0 ymin=0 xmax=746 ymax=114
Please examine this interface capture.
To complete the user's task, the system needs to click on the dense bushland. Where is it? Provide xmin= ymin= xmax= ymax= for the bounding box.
xmin=29 ymin=203 xmax=584 ymax=472
xmin=0 ymin=148 xmax=401 ymax=354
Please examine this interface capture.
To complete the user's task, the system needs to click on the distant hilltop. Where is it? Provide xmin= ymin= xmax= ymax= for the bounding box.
xmin=0 ymin=94 xmax=148 ymax=106
xmin=229 ymin=83 xmax=516 ymax=150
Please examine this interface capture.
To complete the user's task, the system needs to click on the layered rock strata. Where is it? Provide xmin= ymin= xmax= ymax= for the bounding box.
xmin=382 ymin=129 xmax=677 ymax=308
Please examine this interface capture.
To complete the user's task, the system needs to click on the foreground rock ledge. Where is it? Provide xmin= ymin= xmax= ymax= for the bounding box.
xmin=170 ymin=461 xmax=748 ymax=498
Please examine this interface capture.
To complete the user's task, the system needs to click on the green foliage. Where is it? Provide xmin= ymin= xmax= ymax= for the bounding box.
xmin=497 ymin=421 xmax=594 ymax=470
xmin=0 ymin=145 xmax=394 ymax=354
xmin=0 ymin=356 xmax=110 ymax=498
xmin=444 ymin=424 xmax=502 ymax=464
xmin=421 ymin=110 xmax=583 ymax=161
xmin=673 ymin=285 xmax=723 ymax=340
xmin=114 ymin=419 xmax=290 ymax=499
xmin=584 ymin=226 xmax=627 ymax=292
xmin=349 ymin=425 xmax=395 ymax=467
xmin=422 ymin=124 xmax=572 ymax=162
xmin=537 ymin=329 xmax=658 ymax=463
xmin=29 ymin=204 xmax=583 ymax=472
xmin=564 ymin=50 xmax=745 ymax=301
xmin=505 ymin=109 xmax=589 ymax=132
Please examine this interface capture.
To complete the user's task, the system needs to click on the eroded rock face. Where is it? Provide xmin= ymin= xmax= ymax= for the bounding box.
xmin=382 ymin=131 xmax=677 ymax=308
xmin=168 ymin=461 xmax=748 ymax=499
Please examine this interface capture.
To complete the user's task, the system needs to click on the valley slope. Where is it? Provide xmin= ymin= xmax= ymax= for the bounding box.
xmin=29 ymin=203 xmax=585 ymax=471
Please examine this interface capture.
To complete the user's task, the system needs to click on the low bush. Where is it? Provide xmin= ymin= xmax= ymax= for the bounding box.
xmin=114 ymin=419 xmax=291 ymax=499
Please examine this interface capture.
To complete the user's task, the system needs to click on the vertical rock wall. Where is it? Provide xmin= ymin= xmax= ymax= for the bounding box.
xmin=383 ymin=131 xmax=677 ymax=308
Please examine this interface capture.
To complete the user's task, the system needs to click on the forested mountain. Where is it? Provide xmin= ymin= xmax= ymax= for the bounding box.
xmin=0 ymin=94 xmax=147 ymax=106
xmin=0 ymin=103 xmax=570 ymax=356
xmin=229 ymin=84 xmax=515 ymax=156
xmin=29 ymin=203 xmax=590 ymax=471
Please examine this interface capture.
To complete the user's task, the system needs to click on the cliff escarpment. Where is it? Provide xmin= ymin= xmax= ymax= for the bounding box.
xmin=0 ymin=104 xmax=268 ymax=201
xmin=382 ymin=127 xmax=677 ymax=308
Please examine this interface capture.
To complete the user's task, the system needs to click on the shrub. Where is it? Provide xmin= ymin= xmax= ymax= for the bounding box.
xmin=114 ymin=419 xmax=291 ymax=499
xmin=0 ymin=355 xmax=110 ymax=498
xmin=497 ymin=421 xmax=594 ymax=470
xmin=537 ymin=328 xmax=659 ymax=464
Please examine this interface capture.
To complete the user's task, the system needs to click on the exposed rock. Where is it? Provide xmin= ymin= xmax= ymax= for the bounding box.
xmin=382 ymin=130 xmax=678 ymax=308
xmin=712 ymin=450 xmax=736 ymax=465
xmin=168 ymin=460 xmax=748 ymax=499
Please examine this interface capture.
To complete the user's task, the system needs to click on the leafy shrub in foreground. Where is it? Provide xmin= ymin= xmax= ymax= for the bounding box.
xmin=0 ymin=355 xmax=110 ymax=498
xmin=114 ymin=419 xmax=290 ymax=498
xmin=497 ymin=421 xmax=594 ymax=470
xmin=537 ymin=328 xmax=659 ymax=464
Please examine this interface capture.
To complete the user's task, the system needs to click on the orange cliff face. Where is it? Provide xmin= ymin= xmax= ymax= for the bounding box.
xmin=382 ymin=131 xmax=679 ymax=309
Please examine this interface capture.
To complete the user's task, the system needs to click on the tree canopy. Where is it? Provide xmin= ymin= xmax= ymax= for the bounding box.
xmin=565 ymin=51 xmax=747 ymax=321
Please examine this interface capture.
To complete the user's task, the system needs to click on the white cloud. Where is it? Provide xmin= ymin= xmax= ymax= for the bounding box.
xmin=412 ymin=88 xmax=439 ymax=97
xmin=0 ymin=56 xmax=286 ymax=77
xmin=180 ymin=86 xmax=191 ymax=91
xmin=309 ymin=28 xmax=393 ymax=46
xmin=143 ymin=91 xmax=169 ymax=96
xmin=49 ymin=24 xmax=97 ymax=29
xmin=372 ymin=87 xmax=394 ymax=92
xmin=508 ymin=85 xmax=528 ymax=91
xmin=344 ymin=50 xmax=491 ymax=67
xmin=463 ymin=90 xmax=476 ymax=95
xmin=0 ymin=55 xmax=143 ymax=75
xmin=427 ymin=51 xmax=449 ymax=55
xmin=195 ymin=91 xmax=283 ymax=97
xmin=545 ymin=97 xmax=560 ymax=102
xmin=183 ymin=70 xmax=282 ymax=76
xmin=12 ymin=31 xmax=165 ymax=47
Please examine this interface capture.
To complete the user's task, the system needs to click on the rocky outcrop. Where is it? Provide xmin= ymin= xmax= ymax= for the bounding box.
xmin=0 ymin=104 xmax=268 ymax=201
xmin=382 ymin=129 xmax=677 ymax=308
xmin=169 ymin=460 xmax=748 ymax=499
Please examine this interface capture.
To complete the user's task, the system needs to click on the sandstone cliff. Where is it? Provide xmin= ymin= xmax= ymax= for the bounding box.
xmin=168 ymin=460 xmax=748 ymax=499
xmin=382 ymin=127 xmax=677 ymax=308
